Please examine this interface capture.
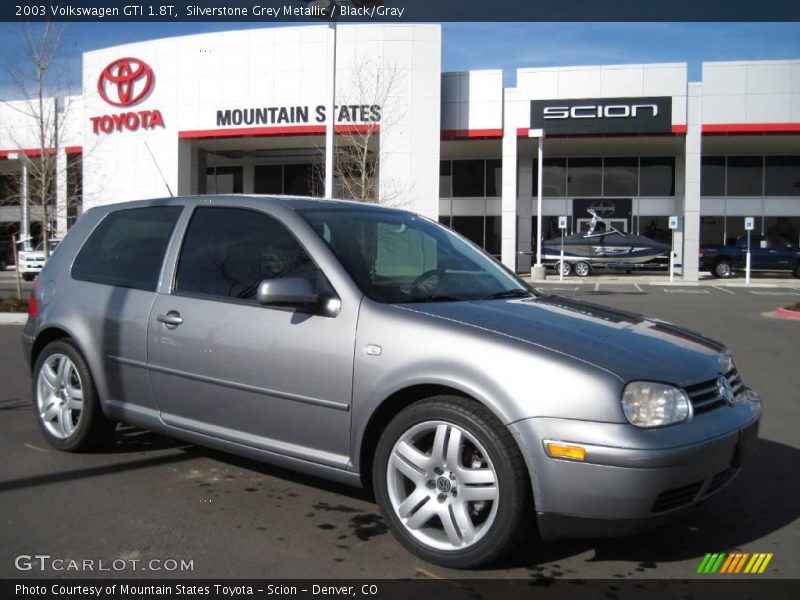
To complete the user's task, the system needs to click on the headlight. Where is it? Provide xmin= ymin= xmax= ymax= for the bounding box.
xmin=621 ymin=381 xmax=692 ymax=428
xmin=719 ymin=353 xmax=734 ymax=374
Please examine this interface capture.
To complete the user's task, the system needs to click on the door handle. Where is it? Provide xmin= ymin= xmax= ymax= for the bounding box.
xmin=157 ymin=311 xmax=183 ymax=328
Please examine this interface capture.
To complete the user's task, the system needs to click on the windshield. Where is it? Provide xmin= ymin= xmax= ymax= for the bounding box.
xmin=299 ymin=207 xmax=534 ymax=303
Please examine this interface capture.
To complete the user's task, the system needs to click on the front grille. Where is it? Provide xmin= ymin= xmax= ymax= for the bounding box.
xmin=652 ymin=481 xmax=703 ymax=513
xmin=684 ymin=367 xmax=744 ymax=415
xmin=703 ymin=467 xmax=739 ymax=498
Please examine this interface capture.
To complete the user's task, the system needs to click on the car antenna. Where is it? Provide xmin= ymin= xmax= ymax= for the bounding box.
xmin=143 ymin=140 xmax=174 ymax=197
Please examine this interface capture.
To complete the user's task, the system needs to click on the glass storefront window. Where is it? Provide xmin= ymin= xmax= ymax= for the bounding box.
xmin=254 ymin=165 xmax=283 ymax=194
xmin=567 ymin=157 xmax=602 ymax=196
xmin=639 ymin=157 xmax=675 ymax=196
xmin=538 ymin=158 xmax=567 ymax=197
xmin=486 ymin=159 xmax=502 ymax=197
xmin=638 ymin=216 xmax=671 ymax=244
xmin=439 ymin=161 xmax=452 ymax=197
xmin=603 ymin=157 xmax=638 ymax=196
xmin=485 ymin=216 xmax=501 ymax=257
xmin=451 ymin=216 xmax=484 ymax=247
xmin=765 ymin=156 xmax=800 ymax=196
xmin=726 ymin=156 xmax=763 ymax=196
xmin=701 ymin=156 xmax=726 ymax=196
xmin=763 ymin=216 xmax=800 ymax=246
xmin=700 ymin=215 xmax=726 ymax=246
xmin=726 ymin=216 xmax=761 ymax=245
xmin=452 ymin=160 xmax=485 ymax=197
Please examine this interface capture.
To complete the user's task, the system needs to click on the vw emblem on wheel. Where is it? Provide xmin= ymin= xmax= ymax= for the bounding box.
xmin=97 ymin=57 xmax=155 ymax=107
xmin=436 ymin=477 xmax=452 ymax=493
xmin=718 ymin=375 xmax=735 ymax=405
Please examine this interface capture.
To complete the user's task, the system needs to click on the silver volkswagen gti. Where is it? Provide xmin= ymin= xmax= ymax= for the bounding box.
xmin=21 ymin=195 xmax=762 ymax=568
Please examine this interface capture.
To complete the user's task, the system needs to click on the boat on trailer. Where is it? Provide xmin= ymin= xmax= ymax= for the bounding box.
xmin=541 ymin=210 xmax=671 ymax=277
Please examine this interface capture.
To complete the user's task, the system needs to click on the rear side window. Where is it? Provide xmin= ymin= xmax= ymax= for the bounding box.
xmin=71 ymin=206 xmax=183 ymax=291
xmin=174 ymin=207 xmax=319 ymax=302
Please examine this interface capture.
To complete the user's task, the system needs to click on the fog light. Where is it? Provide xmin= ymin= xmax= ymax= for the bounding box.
xmin=545 ymin=442 xmax=586 ymax=461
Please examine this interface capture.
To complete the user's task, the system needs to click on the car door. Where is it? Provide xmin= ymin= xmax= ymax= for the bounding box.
xmin=146 ymin=205 xmax=357 ymax=468
xmin=761 ymin=235 xmax=796 ymax=271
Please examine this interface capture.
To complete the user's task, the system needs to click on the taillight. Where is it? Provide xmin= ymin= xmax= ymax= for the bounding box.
xmin=28 ymin=281 xmax=39 ymax=318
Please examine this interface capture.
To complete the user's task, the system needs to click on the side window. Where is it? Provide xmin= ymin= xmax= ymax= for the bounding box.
xmin=175 ymin=207 xmax=319 ymax=302
xmin=71 ymin=206 xmax=182 ymax=291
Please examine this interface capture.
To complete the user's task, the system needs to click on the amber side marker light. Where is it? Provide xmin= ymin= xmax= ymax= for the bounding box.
xmin=545 ymin=442 xmax=587 ymax=461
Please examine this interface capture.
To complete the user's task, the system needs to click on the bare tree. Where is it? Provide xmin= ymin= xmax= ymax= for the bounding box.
xmin=313 ymin=58 xmax=408 ymax=205
xmin=1 ymin=23 xmax=80 ymax=258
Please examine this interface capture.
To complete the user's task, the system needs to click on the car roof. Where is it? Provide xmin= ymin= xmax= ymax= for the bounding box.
xmin=89 ymin=194 xmax=409 ymax=215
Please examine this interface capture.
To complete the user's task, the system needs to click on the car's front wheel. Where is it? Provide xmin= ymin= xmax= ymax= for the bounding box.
xmin=32 ymin=340 xmax=115 ymax=451
xmin=574 ymin=261 xmax=592 ymax=277
xmin=373 ymin=396 xmax=530 ymax=568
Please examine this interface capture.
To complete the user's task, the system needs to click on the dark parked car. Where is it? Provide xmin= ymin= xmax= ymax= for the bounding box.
xmin=22 ymin=196 xmax=762 ymax=567
xmin=702 ymin=234 xmax=800 ymax=278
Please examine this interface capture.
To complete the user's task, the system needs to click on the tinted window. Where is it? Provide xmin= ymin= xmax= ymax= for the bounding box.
xmin=567 ymin=157 xmax=602 ymax=196
xmin=439 ymin=161 xmax=452 ymax=197
xmin=540 ymin=158 xmax=567 ymax=197
xmin=451 ymin=216 xmax=484 ymax=247
xmin=72 ymin=206 xmax=182 ymax=291
xmin=603 ymin=157 xmax=638 ymax=196
xmin=765 ymin=156 xmax=800 ymax=196
xmin=175 ymin=207 xmax=318 ymax=302
xmin=639 ymin=157 xmax=675 ymax=196
xmin=726 ymin=156 xmax=763 ymax=196
xmin=254 ymin=165 xmax=283 ymax=194
xmin=284 ymin=164 xmax=316 ymax=197
xmin=452 ymin=160 xmax=485 ymax=197
xmin=485 ymin=159 xmax=502 ymax=197
xmin=701 ymin=156 xmax=726 ymax=196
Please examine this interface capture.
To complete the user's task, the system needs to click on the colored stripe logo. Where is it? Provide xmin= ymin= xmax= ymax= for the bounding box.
xmin=696 ymin=553 xmax=773 ymax=574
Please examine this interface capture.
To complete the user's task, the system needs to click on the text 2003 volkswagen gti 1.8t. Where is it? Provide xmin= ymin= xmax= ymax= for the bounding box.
xmin=21 ymin=195 xmax=761 ymax=568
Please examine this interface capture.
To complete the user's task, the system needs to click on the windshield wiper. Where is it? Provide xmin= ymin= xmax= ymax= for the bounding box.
xmin=484 ymin=289 xmax=534 ymax=300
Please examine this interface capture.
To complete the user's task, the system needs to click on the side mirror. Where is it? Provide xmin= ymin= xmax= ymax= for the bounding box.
xmin=257 ymin=278 xmax=319 ymax=306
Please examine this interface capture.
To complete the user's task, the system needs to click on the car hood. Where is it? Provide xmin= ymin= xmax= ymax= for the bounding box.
xmin=396 ymin=295 xmax=725 ymax=386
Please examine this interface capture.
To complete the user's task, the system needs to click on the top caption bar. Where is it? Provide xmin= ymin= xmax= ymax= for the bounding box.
xmin=3 ymin=0 xmax=800 ymax=22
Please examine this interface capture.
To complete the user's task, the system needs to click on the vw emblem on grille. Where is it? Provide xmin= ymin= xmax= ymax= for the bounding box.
xmin=436 ymin=477 xmax=452 ymax=493
xmin=717 ymin=375 xmax=735 ymax=405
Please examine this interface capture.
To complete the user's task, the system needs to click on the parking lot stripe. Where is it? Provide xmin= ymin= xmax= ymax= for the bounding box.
xmin=594 ymin=283 xmax=600 ymax=291
xmin=634 ymin=283 xmax=643 ymax=293
xmin=23 ymin=443 xmax=49 ymax=453
xmin=750 ymin=291 xmax=800 ymax=296
xmin=714 ymin=286 xmax=736 ymax=295
xmin=663 ymin=289 xmax=710 ymax=294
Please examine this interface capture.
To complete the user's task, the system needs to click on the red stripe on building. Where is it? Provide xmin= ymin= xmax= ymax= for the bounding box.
xmin=441 ymin=129 xmax=503 ymax=140
xmin=703 ymin=123 xmax=800 ymax=134
xmin=0 ymin=147 xmax=59 ymax=158
xmin=178 ymin=125 xmax=379 ymax=139
xmin=65 ymin=146 xmax=83 ymax=155
xmin=671 ymin=125 xmax=688 ymax=134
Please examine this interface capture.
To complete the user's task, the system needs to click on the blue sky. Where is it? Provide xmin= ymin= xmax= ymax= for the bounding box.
xmin=1 ymin=22 xmax=799 ymax=97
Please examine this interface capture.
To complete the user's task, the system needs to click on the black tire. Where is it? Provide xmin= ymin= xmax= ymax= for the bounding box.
xmin=713 ymin=260 xmax=733 ymax=279
xmin=373 ymin=396 xmax=531 ymax=568
xmin=22 ymin=273 xmax=35 ymax=282
xmin=793 ymin=263 xmax=800 ymax=279
xmin=556 ymin=261 xmax=572 ymax=277
xmin=32 ymin=339 xmax=115 ymax=452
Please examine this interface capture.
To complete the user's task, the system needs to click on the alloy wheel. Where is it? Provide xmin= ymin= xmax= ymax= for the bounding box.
xmin=385 ymin=420 xmax=499 ymax=552
xmin=36 ymin=353 xmax=83 ymax=439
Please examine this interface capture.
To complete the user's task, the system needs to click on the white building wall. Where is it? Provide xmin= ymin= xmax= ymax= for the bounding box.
xmin=81 ymin=24 xmax=441 ymax=218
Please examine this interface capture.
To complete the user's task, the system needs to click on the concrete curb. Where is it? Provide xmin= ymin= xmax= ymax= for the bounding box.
xmin=0 ymin=313 xmax=27 ymax=325
xmin=775 ymin=307 xmax=800 ymax=321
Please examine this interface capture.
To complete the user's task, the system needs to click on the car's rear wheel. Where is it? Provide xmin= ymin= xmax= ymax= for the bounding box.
xmin=32 ymin=340 xmax=115 ymax=451
xmin=713 ymin=260 xmax=733 ymax=278
xmin=574 ymin=261 xmax=592 ymax=277
xmin=22 ymin=273 xmax=35 ymax=282
xmin=373 ymin=396 xmax=530 ymax=568
xmin=793 ymin=263 xmax=800 ymax=279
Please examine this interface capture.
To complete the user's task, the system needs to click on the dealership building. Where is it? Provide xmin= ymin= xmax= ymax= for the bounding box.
xmin=1 ymin=24 xmax=799 ymax=280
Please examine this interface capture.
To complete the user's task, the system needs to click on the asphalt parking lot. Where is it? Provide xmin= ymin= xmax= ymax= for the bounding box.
xmin=0 ymin=285 xmax=798 ymax=580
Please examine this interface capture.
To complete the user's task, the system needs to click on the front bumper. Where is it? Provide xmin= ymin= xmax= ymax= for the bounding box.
xmin=509 ymin=390 xmax=762 ymax=539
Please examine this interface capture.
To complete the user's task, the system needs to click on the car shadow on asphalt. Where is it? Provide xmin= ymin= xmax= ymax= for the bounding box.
xmin=502 ymin=437 xmax=799 ymax=574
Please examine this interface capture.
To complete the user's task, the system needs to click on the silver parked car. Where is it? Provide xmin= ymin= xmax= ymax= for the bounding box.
xmin=22 ymin=196 xmax=762 ymax=568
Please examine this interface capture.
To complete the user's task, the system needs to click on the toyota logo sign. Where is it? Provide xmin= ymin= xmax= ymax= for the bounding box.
xmin=97 ymin=58 xmax=154 ymax=107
